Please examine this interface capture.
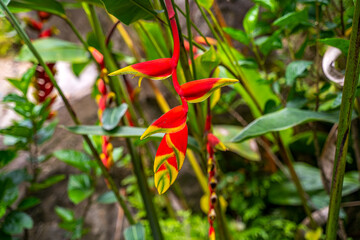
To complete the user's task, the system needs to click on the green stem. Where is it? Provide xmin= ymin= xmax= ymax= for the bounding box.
xmin=84 ymin=4 xmax=163 ymax=239
xmin=185 ymin=0 xmax=197 ymax=79
xmin=326 ymin=0 xmax=360 ymax=238
xmin=0 ymin=1 xmax=136 ymax=225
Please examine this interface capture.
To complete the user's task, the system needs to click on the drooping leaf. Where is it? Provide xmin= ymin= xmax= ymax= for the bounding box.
xmin=65 ymin=125 xmax=200 ymax=151
xmin=254 ymin=30 xmax=283 ymax=56
xmin=100 ymin=0 xmax=155 ymax=25
xmin=67 ymin=174 xmax=94 ymax=204
xmin=17 ymin=197 xmax=41 ymax=210
xmin=318 ymin=38 xmax=349 ymax=56
xmin=0 ymin=150 xmax=17 ymax=168
xmin=36 ymin=120 xmax=58 ymax=145
xmin=0 ymin=176 xmax=19 ymax=207
xmin=55 ymin=206 xmax=75 ymax=222
xmin=53 ymin=150 xmax=93 ymax=173
xmin=232 ymin=108 xmax=341 ymax=142
xmin=2 ymin=212 xmax=33 ymax=235
xmin=29 ymin=174 xmax=65 ymax=191
xmin=8 ymin=0 xmax=65 ymax=17
xmin=223 ymin=27 xmax=250 ymax=45
xmin=285 ymin=60 xmax=313 ymax=86
xmin=102 ymin=103 xmax=128 ymax=130
xmin=97 ymin=191 xmax=116 ymax=204
xmin=124 ymin=223 xmax=146 ymax=240
xmin=254 ymin=0 xmax=277 ymax=11
xmin=17 ymin=38 xmax=89 ymax=63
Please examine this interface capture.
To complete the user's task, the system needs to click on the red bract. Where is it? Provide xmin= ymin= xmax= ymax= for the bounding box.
xmin=89 ymin=47 xmax=105 ymax=69
xmin=181 ymin=78 xmax=238 ymax=103
xmin=140 ymin=105 xmax=188 ymax=140
xmin=207 ymin=133 xmax=227 ymax=151
xmin=154 ymin=125 xmax=188 ymax=194
xmin=37 ymin=11 xmax=52 ymax=22
xmin=109 ymin=58 xmax=174 ymax=86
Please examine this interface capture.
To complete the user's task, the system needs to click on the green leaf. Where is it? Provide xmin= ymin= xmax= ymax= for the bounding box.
xmin=243 ymin=5 xmax=259 ymax=37
xmin=124 ymin=223 xmax=146 ymax=240
xmin=0 ymin=150 xmax=17 ymax=168
xmin=36 ymin=120 xmax=58 ymax=145
xmin=72 ymin=60 xmax=90 ymax=77
xmin=55 ymin=206 xmax=75 ymax=222
xmin=273 ymin=10 xmax=308 ymax=29
xmin=0 ymin=176 xmax=18 ymax=207
xmin=254 ymin=30 xmax=282 ymax=56
xmin=194 ymin=46 xmax=220 ymax=79
xmin=197 ymin=0 xmax=214 ymax=9
xmin=7 ymin=65 xmax=36 ymax=95
xmin=254 ymin=0 xmax=277 ymax=11
xmin=29 ymin=174 xmax=65 ymax=191
xmin=64 ymin=125 xmax=200 ymax=151
xmin=213 ymin=125 xmax=260 ymax=161
xmin=285 ymin=60 xmax=312 ymax=86
xmin=68 ymin=174 xmax=94 ymax=204
xmin=17 ymin=38 xmax=89 ymax=63
xmin=318 ymin=38 xmax=349 ymax=56
xmin=0 ymin=0 xmax=10 ymax=17
xmin=2 ymin=212 xmax=33 ymax=234
xmin=17 ymin=197 xmax=41 ymax=210
xmin=232 ymin=108 xmax=341 ymax=142
xmin=100 ymin=0 xmax=155 ymax=25
xmin=8 ymin=0 xmax=65 ymax=17
xmin=53 ymin=150 xmax=93 ymax=173
xmin=102 ymin=103 xmax=128 ymax=131
xmin=223 ymin=27 xmax=250 ymax=45
xmin=97 ymin=191 xmax=117 ymax=204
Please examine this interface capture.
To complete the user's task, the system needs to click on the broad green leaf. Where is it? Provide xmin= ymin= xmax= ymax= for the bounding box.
xmin=102 ymin=103 xmax=128 ymax=131
xmin=29 ymin=174 xmax=65 ymax=191
xmin=2 ymin=212 xmax=33 ymax=235
xmin=124 ymin=223 xmax=146 ymax=240
xmin=223 ymin=27 xmax=250 ymax=45
xmin=72 ymin=60 xmax=91 ymax=77
xmin=17 ymin=38 xmax=89 ymax=63
xmin=7 ymin=66 xmax=36 ymax=95
xmin=273 ymin=10 xmax=308 ymax=29
xmin=36 ymin=120 xmax=58 ymax=145
xmin=197 ymin=0 xmax=214 ymax=9
xmin=8 ymin=0 xmax=65 ymax=17
xmin=67 ymin=174 xmax=94 ymax=204
xmin=17 ymin=197 xmax=41 ymax=210
xmin=232 ymin=108 xmax=340 ymax=142
xmin=6 ymin=169 xmax=32 ymax=184
xmin=97 ymin=191 xmax=116 ymax=204
xmin=0 ymin=125 xmax=32 ymax=138
xmin=55 ymin=206 xmax=75 ymax=222
xmin=213 ymin=125 xmax=260 ymax=161
xmin=100 ymin=0 xmax=155 ymax=25
xmin=53 ymin=150 xmax=93 ymax=172
xmin=254 ymin=0 xmax=277 ymax=11
xmin=0 ymin=176 xmax=18 ymax=207
xmin=0 ymin=150 xmax=17 ymax=168
xmin=194 ymin=46 xmax=220 ymax=79
xmin=318 ymin=38 xmax=349 ymax=56
xmin=243 ymin=5 xmax=259 ymax=37
xmin=64 ymin=125 xmax=200 ymax=151
xmin=0 ymin=0 xmax=11 ymax=17
xmin=285 ymin=60 xmax=312 ymax=86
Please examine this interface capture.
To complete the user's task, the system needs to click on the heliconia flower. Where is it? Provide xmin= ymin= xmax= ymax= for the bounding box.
xmin=183 ymin=40 xmax=198 ymax=54
xmin=207 ymin=133 xmax=227 ymax=151
xmin=89 ymin=47 xmax=105 ymax=69
xmin=23 ymin=17 xmax=43 ymax=31
xmin=37 ymin=11 xmax=52 ymax=22
xmin=39 ymin=27 xmax=57 ymax=38
xmin=181 ymin=78 xmax=238 ymax=103
xmin=209 ymin=226 xmax=215 ymax=240
xmin=154 ymin=125 xmax=188 ymax=194
xmin=140 ymin=105 xmax=188 ymax=140
xmin=194 ymin=36 xmax=217 ymax=46
xmin=109 ymin=58 xmax=174 ymax=87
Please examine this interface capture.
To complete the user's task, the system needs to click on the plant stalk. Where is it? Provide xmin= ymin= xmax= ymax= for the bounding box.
xmin=326 ymin=0 xmax=360 ymax=238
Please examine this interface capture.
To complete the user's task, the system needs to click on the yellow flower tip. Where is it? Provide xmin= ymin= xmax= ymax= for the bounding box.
xmin=216 ymin=142 xmax=228 ymax=151
xmin=219 ymin=78 xmax=239 ymax=84
xmin=88 ymin=46 xmax=95 ymax=53
xmin=138 ymin=77 xmax=144 ymax=87
xmin=140 ymin=125 xmax=158 ymax=140
xmin=108 ymin=65 xmax=134 ymax=76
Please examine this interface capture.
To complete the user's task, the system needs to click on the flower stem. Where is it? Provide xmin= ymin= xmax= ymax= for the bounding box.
xmin=326 ymin=0 xmax=360 ymax=238
xmin=0 ymin=1 xmax=136 ymax=225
